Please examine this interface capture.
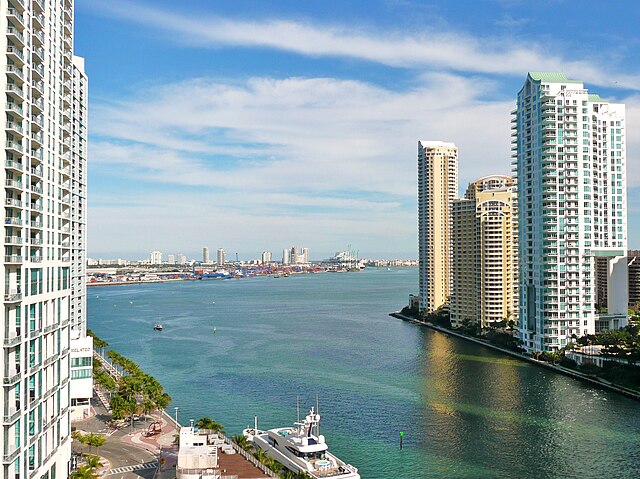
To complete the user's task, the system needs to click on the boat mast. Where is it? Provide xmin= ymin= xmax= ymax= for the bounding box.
xmin=297 ymin=396 xmax=300 ymax=423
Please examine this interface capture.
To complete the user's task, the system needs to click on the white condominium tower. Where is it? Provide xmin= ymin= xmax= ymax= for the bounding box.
xmin=202 ymin=246 xmax=209 ymax=263
xmin=451 ymin=175 xmax=518 ymax=329
xmin=216 ymin=248 xmax=225 ymax=265
xmin=417 ymin=141 xmax=458 ymax=313
xmin=514 ymin=73 xmax=627 ymax=353
xmin=2 ymin=0 xmax=86 ymax=478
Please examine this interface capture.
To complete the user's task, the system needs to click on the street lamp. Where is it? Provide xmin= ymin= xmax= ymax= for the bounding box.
xmin=174 ymin=407 xmax=179 ymax=426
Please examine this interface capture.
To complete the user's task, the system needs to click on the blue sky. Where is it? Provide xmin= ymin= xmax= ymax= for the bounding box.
xmin=75 ymin=0 xmax=640 ymax=260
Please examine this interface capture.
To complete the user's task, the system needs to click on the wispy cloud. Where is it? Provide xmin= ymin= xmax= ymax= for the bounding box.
xmin=84 ymin=0 xmax=640 ymax=90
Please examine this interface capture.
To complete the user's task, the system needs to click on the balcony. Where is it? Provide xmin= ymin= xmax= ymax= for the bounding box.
xmin=5 ymin=140 xmax=22 ymax=155
xmin=29 ymin=256 xmax=42 ymax=263
xmin=5 ymin=255 xmax=22 ymax=264
xmin=5 ymin=85 xmax=24 ymax=106
xmin=5 ymin=121 xmax=22 ymax=140
xmin=5 ymin=198 xmax=22 ymax=208
xmin=6 ymin=65 xmax=23 ymax=82
xmin=31 ymin=29 xmax=44 ymax=46
xmin=32 ymin=63 xmax=44 ymax=80
xmin=31 ymin=97 xmax=44 ymax=114
xmin=5 ymin=235 xmax=22 ymax=245
xmin=30 ymin=220 xmax=43 ymax=229
xmin=3 ymin=370 xmax=20 ymax=385
xmin=30 ymin=237 xmax=42 ymax=245
xmin=6 ymin=45 xmax=24 ymax=66
xmin=30 ymin=148 xmax=43 ymax=162
xmin=4 ymin=289 xmax=21 ymax=301
xmin=31 ymin=80 xmax=43 ymax=97
xmin=6 ymin=102 xmax=23 ymax=117
xmin=32 ymin=0 xmax=43 ymax=12
xmin=3 ymin=407 xmax=20 ymax=423
xmin=4 ymin=179 xmax=22 ymax=191
xmin=7 ymin=7 xmax=25 ymax=27
xmin=6 ymin=26 xmax=24 ymax=47
xmin=2 ymin=445 xmax=20 ymax=463
xmin=30 ymin=132 xmax=43 ymax=148
xmin=3 ymin=333 xmax=21 ymax=347
xmin=30 ymin=184 xmax=42 ymax=196
xmin=31 ymin=45 xmax=44 ymax=63
xmin=4 ymin=159 xmax=23 ymax=172
xmin=30 ymin=116 xmax=43 ymax=134
xmin=32 ymin=12 xmax=44 ymax=30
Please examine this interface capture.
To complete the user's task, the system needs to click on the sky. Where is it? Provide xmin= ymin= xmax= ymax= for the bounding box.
xmin=75 ymin=0 xmax=640 ymax=261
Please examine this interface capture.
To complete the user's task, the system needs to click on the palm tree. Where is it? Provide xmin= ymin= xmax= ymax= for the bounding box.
xmin=231 ymin=434 xmax=251 ymax=450
xmin=254 ymin=449 xmax=269 ymax=465
xmin=84 ymin=455 xmax=104 ymax=470
xmin=194 ymin=416 xmax=224 ymax=434
xmin=70 ymin=465 xmax=98 ymax=479
xmin=88 ymin=434 xmax=106 ymax=456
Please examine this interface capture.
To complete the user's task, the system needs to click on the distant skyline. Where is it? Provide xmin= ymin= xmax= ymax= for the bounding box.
xmin=76 ymin=0 xmax=640 ymax=259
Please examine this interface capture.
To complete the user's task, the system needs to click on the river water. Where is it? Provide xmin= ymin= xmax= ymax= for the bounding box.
xmin=87 ymin=268 xmax=640 ymax=479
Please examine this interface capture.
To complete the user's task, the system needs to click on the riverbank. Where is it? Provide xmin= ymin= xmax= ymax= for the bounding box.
xmin=390 ymin=311 xmax=640 ymax=401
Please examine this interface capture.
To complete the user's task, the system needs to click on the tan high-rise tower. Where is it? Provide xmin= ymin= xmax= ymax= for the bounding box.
xmin=451 ymin=175 xmax=518 ymax=329
xmin=418 ymin=141 xmax=458 ymax=313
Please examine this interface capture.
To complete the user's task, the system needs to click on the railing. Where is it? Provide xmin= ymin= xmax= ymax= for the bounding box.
xmin=222 ymin=437 xmax=278 ymax=478
xmin=3 ymin=335 xmax=21 ymax=347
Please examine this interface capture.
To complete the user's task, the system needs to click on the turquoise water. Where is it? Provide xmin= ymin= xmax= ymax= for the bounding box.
xmin=88 ymin=268 xmax=640 ymax=479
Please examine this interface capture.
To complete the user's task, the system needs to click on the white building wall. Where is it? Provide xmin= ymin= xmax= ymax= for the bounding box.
xmin=1 ymin=1 xmax=78 ymax=477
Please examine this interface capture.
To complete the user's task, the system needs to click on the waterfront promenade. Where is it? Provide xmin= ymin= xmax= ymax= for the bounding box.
xmin=86 ymin=350 xmax=271 ymax=479
xmin=390 ymin=311 xmax=640 ymax=401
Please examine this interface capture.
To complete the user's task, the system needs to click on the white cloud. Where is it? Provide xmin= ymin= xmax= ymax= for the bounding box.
xmin=84 ymin=0 xmax=640 ymax=90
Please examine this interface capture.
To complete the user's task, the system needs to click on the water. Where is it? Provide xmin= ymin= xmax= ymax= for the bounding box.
xmin=88 ymin=268 xmax=640 ymax=479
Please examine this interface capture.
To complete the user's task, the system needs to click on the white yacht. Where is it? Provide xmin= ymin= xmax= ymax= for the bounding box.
xmin=243 ymin=407 xmax=359 ymax=479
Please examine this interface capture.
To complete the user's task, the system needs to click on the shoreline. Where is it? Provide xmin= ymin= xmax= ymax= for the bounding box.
xmin=390 ymin=312 xmax=640 ymax=402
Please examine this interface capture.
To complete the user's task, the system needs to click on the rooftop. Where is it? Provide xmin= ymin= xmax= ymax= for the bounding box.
xmin=528 ymin=72 xmax=582 ymax=84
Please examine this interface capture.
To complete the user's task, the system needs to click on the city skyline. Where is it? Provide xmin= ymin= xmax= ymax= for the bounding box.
xmin=74 ymin=0 xmax=640 ymax=259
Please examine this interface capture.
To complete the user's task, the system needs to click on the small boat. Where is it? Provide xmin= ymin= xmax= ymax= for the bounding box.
xmin=153 ymin=324 xmax=163 ymax=331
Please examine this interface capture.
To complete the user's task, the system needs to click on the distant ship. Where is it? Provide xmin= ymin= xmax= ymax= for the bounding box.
xmin=153 ymin=324 xmax=163 ymax=331
xmin=244 ymin=407 xmax=359 ymax=478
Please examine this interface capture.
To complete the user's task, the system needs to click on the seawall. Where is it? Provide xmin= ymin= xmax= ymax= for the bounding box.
xmin=390 ymin=312 xmax=640 ymax=402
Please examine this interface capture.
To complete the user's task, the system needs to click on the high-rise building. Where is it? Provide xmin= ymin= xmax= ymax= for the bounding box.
xmin=202 ymin=247 xmax=209 ymax=263
xmin=69 ymin=55 xmax=93 ymax=421
xmin=418 ymin=141 xmax=458 ymax=313
xmin=451 ymin=176 xmax=518 ymax=329
xmin=261 ymin=251 xmax=272 ymax=264
xmin=177 ymin=253 xmax=187 ymax=265
xmin=150 ymin=250 xmax=162 ymax=264
xmin=1 ymin=1 xmax=83 ymax=477
xmin=167 ymin=254 xmax=176 ymax=264
xmin=301 ymin=247 xmax=309 ymax=263
xmin=216 ymin=248 xmax=225 ymax=266
xmin=282 ymin=248 xmax=291 ymax=265
xmin=514 ymin=73 xmax=627 ymax=352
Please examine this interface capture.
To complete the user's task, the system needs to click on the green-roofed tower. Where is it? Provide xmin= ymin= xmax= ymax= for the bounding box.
xmin=513 ymin=73 xmax=628 ymax=353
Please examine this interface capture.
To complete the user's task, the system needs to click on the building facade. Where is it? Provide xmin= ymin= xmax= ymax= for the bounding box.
xmin=150 ymin=250 xmax=162 ymax=264
xmin=68 ymin=55 xmax=92 ymax=421
xmin=202 ymin=247 xmax=209 ymax=263
xmin=629 ymin=251 xmax=640 ymax=309
xmin=2 ymin=1 xmax=81 ymax=477
xmin=261 ymin=251 xmax=271 ymax=264
xmin=418 ymin=141 xmax=458 ymax=313
xmin=451 ymin=176 xmax=518 ymax=329
xmin=514 ymin=73 xmax=627 ymax=352
xmin=216 ymin=248 xmax=225 ymax=266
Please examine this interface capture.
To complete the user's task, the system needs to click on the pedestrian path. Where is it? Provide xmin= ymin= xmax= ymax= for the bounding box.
xmin=104 ymin=461 xmax=158 ymax=476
